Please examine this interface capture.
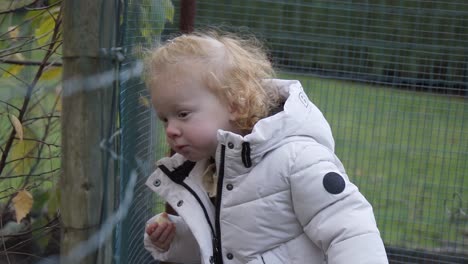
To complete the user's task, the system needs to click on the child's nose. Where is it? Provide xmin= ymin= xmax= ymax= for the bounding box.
xmin=165 ymin=121 xmax=181 ymax=138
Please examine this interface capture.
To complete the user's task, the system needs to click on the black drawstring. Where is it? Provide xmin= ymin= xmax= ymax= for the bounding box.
xmin=159 ymin=160 xmax=221 ymax=263
xmin=241 ymin=142 xmax=252 ymax=168
xmin=158 ymin=160 xmax=196 ymax=184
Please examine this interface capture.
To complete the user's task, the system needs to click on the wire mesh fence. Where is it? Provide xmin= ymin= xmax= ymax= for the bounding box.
xmin=118 ymin=0 xmax=467 ymax=263
xmin=116 ymin=0 xmax=169 ymax=263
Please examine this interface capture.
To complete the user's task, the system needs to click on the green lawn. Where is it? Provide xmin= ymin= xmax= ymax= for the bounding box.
xmin=281 ymin=72 xmax=467 ymax=253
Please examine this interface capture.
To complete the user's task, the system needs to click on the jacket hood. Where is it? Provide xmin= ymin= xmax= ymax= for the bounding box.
xmin=217 ymin=79 xmax=335 ymax=161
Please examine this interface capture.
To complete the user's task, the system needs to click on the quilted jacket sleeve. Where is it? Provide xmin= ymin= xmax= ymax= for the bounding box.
xmin=290 ymin=143 xmax=388 ymax=263
xmin=144 ymin=213 xmax=201 ymax=263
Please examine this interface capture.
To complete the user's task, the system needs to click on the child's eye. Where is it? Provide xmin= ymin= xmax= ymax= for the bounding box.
xmin=177 ymin=111 xmax=190 ymax=119
xmin=158 ymin=116 xmax=168 ymax=124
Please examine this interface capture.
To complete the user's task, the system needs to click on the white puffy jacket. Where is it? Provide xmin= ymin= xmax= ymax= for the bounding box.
xmin=144 ymin=79 xmax=388 ymax=264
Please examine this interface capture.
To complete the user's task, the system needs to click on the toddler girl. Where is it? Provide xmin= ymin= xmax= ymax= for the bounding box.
xmin=143 ymin=31 xmax=388 ymax=264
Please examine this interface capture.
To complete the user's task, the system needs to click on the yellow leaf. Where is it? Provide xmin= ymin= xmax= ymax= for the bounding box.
xmin=55 ymin=85 xmax=62 ymax=112
xmin=40 ymin=67 xmax=62 ymax=81
xmin=139 ymin=95 xmax=151 ymax=108
xmin=13 ymin=53 xmax=25 ymax=61
xmin=12 ymin=190 xmax=33 ymax=223
xmin=8 ymin=26 xmax=19 ymax=39
xmin=10 ymin=114 xmax=23 ymax=141
xmin=2 ymin=64 xmax=24 ymax=78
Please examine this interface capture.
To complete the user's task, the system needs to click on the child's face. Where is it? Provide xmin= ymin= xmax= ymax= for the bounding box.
xmin=150 ymin=65 xmax=237 ymax=161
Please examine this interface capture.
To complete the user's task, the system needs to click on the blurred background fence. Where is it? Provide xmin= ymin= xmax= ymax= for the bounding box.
xmin=118 ymin=0 xmax=467 ymax=263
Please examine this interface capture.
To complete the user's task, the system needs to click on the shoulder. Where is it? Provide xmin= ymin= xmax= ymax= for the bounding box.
xmin=265 ymin=137 xmax=336 ymax=168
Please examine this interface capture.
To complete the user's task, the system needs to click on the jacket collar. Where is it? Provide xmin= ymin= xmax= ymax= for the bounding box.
xmin=215 ymin=79 xmax=335 ymax=172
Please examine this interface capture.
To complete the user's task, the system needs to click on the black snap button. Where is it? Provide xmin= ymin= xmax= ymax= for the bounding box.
xmin=177 ymin=200 xmax=184 ymax=207
xmin=226 ymin=253 xmax=233 ymax=260
xmin=226 ymin=184 xmax=233 ymax=191
xmin=153 ymin=179 xmax=161 ymax=187
xmin=227 ymin=142 xmax=234 ymax=149
xmin=323 ymin=172 xmax=346 ymax=194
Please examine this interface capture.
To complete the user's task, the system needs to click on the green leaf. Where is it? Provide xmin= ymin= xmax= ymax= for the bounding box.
xmin=34 ymin=15 xmax=55 ymax=46
xmin=32 ymin=216 xmax=50 ymax=250
xmin=32 ymin=190 xmax=49 ymax=213
xmin=0 ymin=0 xmax=36 ymax=13
xmin=47 ymin=187 xmax=60 ymax=218
xmin=10 ymin=126 xmax=38 ymax=176
xmin=24 ymin=9 xmax=44 ymax=20
xmin=163 ymin=0 xmax=174 ymax=23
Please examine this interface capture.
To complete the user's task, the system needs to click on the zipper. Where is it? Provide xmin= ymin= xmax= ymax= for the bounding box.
xmin=179 ymin=182 xmax=215 ymax=235
xmin=158 ymin=162 xmax=221 ymax=263
xmin=214 ymin=144 xmax=226 ymax=264
xmin=180 ymin=182 xmax=222 ymax=264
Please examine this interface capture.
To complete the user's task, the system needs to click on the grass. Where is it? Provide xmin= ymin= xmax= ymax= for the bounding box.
xmin=280 ymin=72 xmax=467 ymax=253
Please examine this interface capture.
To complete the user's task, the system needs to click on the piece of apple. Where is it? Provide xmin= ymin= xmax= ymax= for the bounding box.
xmin=155 ymin=212 xmax=171 ymax=224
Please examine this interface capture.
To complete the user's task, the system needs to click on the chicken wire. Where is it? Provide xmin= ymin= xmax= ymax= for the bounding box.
xmin=117 ymin=1 xmax=467 ymax=263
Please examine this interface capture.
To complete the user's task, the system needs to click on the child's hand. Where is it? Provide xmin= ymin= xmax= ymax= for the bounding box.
xmin=145 ymin=212 xmax=176 ymax=252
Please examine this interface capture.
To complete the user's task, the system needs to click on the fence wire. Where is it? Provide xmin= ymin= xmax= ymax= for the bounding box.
xmin=119 ymin=0 xmax=467 ymax=263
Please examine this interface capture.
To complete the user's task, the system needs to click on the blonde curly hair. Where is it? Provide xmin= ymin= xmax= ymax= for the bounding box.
xmin=144 ymin=30 xmax=280 ymax=131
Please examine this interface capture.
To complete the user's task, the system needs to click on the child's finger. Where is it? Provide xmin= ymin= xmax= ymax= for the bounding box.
xmin=157 ymin=223 xmax=175 ymax=243
xmin=165 ymin=225 xmax=176 ymax=244
xmin=149 ymin=223 xmax=167 ymax=242
xmin=159 ymin=224 xmax=176 ymax=250
xmin=145 ymin=223 xmax=158 ymax=235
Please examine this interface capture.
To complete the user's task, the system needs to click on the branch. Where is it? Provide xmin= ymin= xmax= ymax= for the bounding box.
xmin=0 ymin=10 xmax=62 ymax=174
xmin=5 ymin=155 xmax=60 ymax=165
xmin=0 ymin=168 xmax=60 ymax=179
xmin=0 ymin=65 xmax=32 ymax=86
xmin=0 ymin=100 xmax=21 ymax=112
xmin=19 ymin=137 xmax=60 ymax=148
xmin=0 ymin=216 xmax=60 ymax=238
xmin=0 ymin=58 xmax=62 ymax=67
xmin=22 ymin=115 xmax=61 ymax=124
xmin=0 ymin=6 xmax=63 ymax=219
xmin=0 ymin=0 xmax=41 ymax=15
xmin=0 ymin=6 xmax=51 ymax=39
xmin=24 ymin=85 xmax=62 ymax=188
xmin=0 ymin=39 xmax=62 ymax=59
xmin=24 ymin=0 xmax=62 ymax=12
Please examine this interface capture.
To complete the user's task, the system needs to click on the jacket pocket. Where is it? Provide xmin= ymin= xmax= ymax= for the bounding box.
xmin=246 ymin=243 xmax=290 ymax=264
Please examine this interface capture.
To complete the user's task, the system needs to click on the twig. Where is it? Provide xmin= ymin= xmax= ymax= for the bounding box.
xmin=0 ymin=7 xmax=53 ymax=39
xmin=0 ymin=0 xmax=41 ymax=15
xmin=0 ymin=6 xmax=63 ymax=220
xmin=5 ymin=155 xmax=60 ymax=165
xmin=24 ymin=1 xmax=62 ymax=12
xmin=22 ymin=115 xmax=60 ymax=125
xmin=0 ymin=65 xmax=32 ymax=86
xmin=24 ymin=85 xmax=62 ymax=188
xmin=1 ymin=168 xmax=60 ymax=180
xmin=0 ymin=59 xmax=62 ymax=67
xmin=19 ymin=137 xmax=60 ymax=148
xmin=0 ymin=100 xmax=21 ymax=112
